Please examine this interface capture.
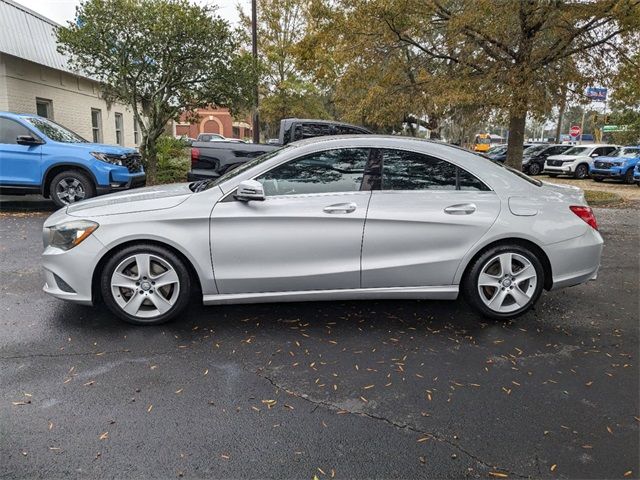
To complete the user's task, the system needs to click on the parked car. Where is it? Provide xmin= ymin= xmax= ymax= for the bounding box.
xmin=486 ymin=144 xmax=537 ymax=163
xmin=522 ymin=144 xmax=573 ymax=175
xmin=634 ymin=162 xmax=640 ymax=186
xmin=188 ymin=118 xmax=372 ymax=180
xmin=0 ymin=112 xmax=145 ymax=208
xmin=589 ymin=146 xmax=640 ymax=183
xmin=42 ymin=136 xmax=603 ymax=326
xmin=544 ymin=144 xmax=618 ymax=179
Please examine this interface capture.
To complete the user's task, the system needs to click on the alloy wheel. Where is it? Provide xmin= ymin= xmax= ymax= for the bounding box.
xmin=477 ymin=252 xmax=538 ymax=313
xmin=110 ymin=253 xmax=180 ymax=319
xmin=55 ymin=177 xmax=86 ymax=204
xmin=528 ymin=163 xmax=541 ymax=175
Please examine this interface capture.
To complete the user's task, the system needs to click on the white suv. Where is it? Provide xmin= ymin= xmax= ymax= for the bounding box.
xmin=544 ymin=144 xmax=618 ymax=179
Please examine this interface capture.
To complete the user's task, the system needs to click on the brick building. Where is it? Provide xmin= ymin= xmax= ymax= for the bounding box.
xmin=0 ymin=0 xmax=140 ymax=148
xmin=173 ymin=108 xmax=253 ymax=141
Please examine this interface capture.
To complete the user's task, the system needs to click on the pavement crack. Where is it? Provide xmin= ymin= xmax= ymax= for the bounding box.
xmin=249 ymin=366 xmax=530 ymax=478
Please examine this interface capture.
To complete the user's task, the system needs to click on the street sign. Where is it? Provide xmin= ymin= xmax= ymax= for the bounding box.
xmin=569 ymin=125 xmax=581 ymax=138
xmin=586 ymin=87 xmax=608 ymax=101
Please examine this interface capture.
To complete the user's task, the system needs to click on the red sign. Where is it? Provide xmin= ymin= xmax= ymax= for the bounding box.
xmin=570 ymin=125 xmax=581 ymax=137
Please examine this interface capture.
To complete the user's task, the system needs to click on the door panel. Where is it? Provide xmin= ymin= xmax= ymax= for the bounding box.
xmin=361 ymin=191 xmax=500 ymax=287
xmin=210 ymin=191 xmax=371 ymax=293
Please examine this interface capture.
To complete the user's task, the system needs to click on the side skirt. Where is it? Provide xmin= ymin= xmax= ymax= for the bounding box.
xmin=202 ymin=285 xmax=459 ymax=306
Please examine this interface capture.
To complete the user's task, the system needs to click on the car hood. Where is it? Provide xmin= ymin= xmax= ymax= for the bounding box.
xmin=595 ymin=155 xmax=638 ymax=163
xmin=53 ymin=142 xmax=138 ymax=155
xmin=546 ymin=154 xmax=585 ymax=161
xmin=65 ymin=183 xmax=193 ymax=217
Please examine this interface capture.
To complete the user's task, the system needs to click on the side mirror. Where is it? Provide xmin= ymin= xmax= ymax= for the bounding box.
xmin=590 ymin=153 xmax=599 ymax=157
xmin=235 ymin=179 xmax=265 ymax=202
xmin=16 ymin=135 xmax=43 ymax=146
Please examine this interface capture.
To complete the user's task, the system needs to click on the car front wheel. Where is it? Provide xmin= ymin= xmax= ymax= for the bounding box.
xmin=574 ymin=164 xmax=589 ymax=179
xmin=527 ymin=162 xmax=541 ymax=175
xmin=50 ymin=170 xmax=95 ymax=208
xmin=463 ymin=244 xmax=544 ymax=320
xmin=100 ymin=244 xmax=191 ymax=325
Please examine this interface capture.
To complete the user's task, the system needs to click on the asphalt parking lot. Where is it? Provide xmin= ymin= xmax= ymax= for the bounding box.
xmin=0 ymin=203 xmax=638 ymax=479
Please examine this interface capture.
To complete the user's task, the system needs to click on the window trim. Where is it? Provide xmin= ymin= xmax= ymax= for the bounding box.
xmin=35 ymin=98 xmax=54 ymax=119
xmin=114 ymin=112 xmax=124 ymax=146
xmin=91 ymin=108 xmax=103 ymax=143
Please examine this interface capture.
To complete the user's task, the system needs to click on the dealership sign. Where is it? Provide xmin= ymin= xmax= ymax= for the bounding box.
xmin=586 ymin=87 xmax=608 ymax=101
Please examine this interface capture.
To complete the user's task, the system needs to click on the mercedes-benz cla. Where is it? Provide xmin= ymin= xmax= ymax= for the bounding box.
xmin=42 ymin=136 xmax=603 ymax=325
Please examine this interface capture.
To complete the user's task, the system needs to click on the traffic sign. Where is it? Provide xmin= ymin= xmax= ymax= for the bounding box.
xmin=569 ymin=125 xmax=581 ymax=138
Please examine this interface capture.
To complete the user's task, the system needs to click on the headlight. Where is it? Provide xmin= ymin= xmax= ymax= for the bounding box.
xmin=47 ymin=220 xmax=99 ymax=250
xmin=91 ymin=152 xmax=122 ymax=166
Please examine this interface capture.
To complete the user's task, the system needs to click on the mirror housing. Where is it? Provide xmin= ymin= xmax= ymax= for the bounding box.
xmin=235 ymin=179 xmax=265 ymax=202
xmin=16 ymin=135 xmax=43 ymax=146
xmin=590 ymin=153 xmax=599 ymax=157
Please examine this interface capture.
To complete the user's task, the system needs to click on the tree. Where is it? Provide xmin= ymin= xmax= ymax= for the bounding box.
xmin=304 ymin=0 xmax=638 ymax=168
xmin=57 ymin=0 xmax=255 ymax=181
xmin=239 ymin=0 xmax=331 ymax=137
xmin=609 ymin=51 xmax=640 ymax=144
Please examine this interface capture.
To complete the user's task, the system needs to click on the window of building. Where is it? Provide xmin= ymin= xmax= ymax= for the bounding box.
xmin=91 ymin=109 xmax=102 ymax=143
xmin=36 ymin=98 xmax=53 ymax=119
xmin=257 ymin=148 xmax=370 ymax=196
xmin=0 ymin=118 xmax=32 ymax=144
xmin=133 ymin=117 xmax=140 ymax=145
xmin=115 ymin=112 xmax=124 ymax=146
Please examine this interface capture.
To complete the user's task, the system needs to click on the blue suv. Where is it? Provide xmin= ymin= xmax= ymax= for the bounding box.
xmin=0 ymin=112 xmax=146 ymax=208
xmin=634 ymin=162 xmax=640 ymax=187
xmin=590 ymin=146 xmax=640 ymax=184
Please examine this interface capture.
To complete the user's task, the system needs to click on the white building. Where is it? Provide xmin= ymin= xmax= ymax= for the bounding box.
xmin=0 ymin=0 xmax=140 ymax=148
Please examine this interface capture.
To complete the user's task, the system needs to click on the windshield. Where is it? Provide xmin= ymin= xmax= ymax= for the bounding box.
xmin=523 ymin=145 xmax=547 ymax=155
xmin=201 ymin=146 xmax=291 ymax=191
xmin=562 ymin=146 xmax=589 ymax=156
xmin=611 ymin=147 xmax=640 ymax=158
xmin=23 ymin=117 xmax=87 ymax=143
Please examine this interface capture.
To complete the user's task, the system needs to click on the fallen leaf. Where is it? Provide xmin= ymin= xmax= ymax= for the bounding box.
xmin=147 ymin=404 xmax=153 ymax=413
xmin=99 ymin=432 xmax=109 ymax=440
xmin=488 ymin=472 xmax=508 ymax=478
xmin=551 ymin=464 xmax=557 ymax=472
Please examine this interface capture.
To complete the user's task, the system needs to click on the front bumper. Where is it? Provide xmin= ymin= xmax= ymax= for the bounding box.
xmin=544 ymin=163 xmax=574 ymax=174
xmin=42 ymin=234 xmax=106 ymax=305
xmin=96 ymin=172 xmax=146 ymax=195
xmin=590 ymin=168 xmax=624 ymax=178
xmin=546 ymin=227 xmax=604 ymax=290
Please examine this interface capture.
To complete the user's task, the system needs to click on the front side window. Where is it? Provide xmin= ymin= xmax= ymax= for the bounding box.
xmin=257 ymin=148 xmax=369 ymax=196
xmin=23 ymin=117 xmax=86 ymax=143
xmin=0 ymin=118 xmax=32 ymax=144
xmin=115 ymin=113 xmax=124 ymax=146
xmin=91 ymin=109 xmax=103 ymax=143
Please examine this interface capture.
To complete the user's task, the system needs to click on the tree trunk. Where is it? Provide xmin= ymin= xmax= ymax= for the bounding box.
xmin=140 ymin=135 xmax=158 ymax=184
xmin=505 ymin=110 xmax=527 ymax=170
xmin=555 ymin=88 xmax=567 ymax=143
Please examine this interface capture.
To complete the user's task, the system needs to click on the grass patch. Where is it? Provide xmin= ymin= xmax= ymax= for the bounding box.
xmin=584 ymin=189 xmax=623 ymax=206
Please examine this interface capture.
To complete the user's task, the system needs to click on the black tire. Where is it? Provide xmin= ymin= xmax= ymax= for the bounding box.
xmin=100 ymin=244 xmax=191 ymax=325
xmin=593 ymin=177 xmax=604 ymax=182
xmin=50 ymin=170 xmax=95 ymax=208
xmin=547 ymin=173 xmax=558 ymax=178
xmin=462 ymin=244 xmax=545 ymax=321
xmin=624 ymin=169 xmax=634 ymax=184
xmin=527 ymin=162 xmax=541 ymax=176
xmin=574 ymin=164 xmax=589 ymax=179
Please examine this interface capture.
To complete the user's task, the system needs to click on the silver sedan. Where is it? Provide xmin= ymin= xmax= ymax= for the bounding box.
xmin=42 ymin=136 xmax=603 ymax=325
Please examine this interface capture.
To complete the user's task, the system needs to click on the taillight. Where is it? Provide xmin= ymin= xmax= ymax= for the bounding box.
xmin=191 ymin=147 xmax=200 ymax=167
xmin=570 ymin=206 xmax=598 ymax=230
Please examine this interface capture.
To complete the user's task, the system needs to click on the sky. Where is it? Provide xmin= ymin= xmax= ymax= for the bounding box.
xmin=12 ymin=0 xmax=249 ymax=25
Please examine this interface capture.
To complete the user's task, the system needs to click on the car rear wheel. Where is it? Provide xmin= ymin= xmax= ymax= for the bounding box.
xmin=463 ymin=244 xmax=544 ymax=320
xmin=574 ymin=164 xmax=589 ymax=179
xmin=527 ymin=163 xmax=541 ymax=176
xmin=100 ymin=244 xmax=191 ymax=325
xmin=50 ymin=170 xmax=95 ymax=208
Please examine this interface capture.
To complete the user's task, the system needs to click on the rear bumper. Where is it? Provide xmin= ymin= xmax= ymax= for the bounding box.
xmin=546 ymin=228 xmax=604 ymax=290
xmin=96 ymin=172 xmax=146 ymax=195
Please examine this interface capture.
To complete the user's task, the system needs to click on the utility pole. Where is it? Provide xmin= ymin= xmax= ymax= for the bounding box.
xmin=251 ymin=0 xmax=259 ymax=144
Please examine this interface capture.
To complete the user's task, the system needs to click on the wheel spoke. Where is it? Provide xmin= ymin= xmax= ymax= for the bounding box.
xmin=152 ymin=268 xmax=179 ymax=288
xmin=499 ymin=253 xmax=513 ymax=276
xmin=488 ymin=289 xmax=508 ymax=309
xmin=123 ymin=293 xmax=145 ymax=315
xmin=111 ymin=272 xmax=137 ymax=290
xmin=148 ymin=292 xmax=173 ymax=314
xmin=509 ymin=285 xmax=531 ymax=307
xmin=514 ymin=264 xmax=536 ymax=282
xmin=478 ymin=272 xmax=501 ymax=287
xmin=135 ymin=254 xmax=151 ymax=278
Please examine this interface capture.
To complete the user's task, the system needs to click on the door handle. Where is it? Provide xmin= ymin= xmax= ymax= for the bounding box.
xmin=444 ymin=203 xmax=477 ymax=215
xmin=323 ymin=202 xmax=357 ymax=214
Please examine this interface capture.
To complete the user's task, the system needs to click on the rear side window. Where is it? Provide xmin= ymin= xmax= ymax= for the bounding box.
xmin=0 ymin=118 xmax=32 ymax=144
xmin=380 ymin=149 xmax=489 ymax=191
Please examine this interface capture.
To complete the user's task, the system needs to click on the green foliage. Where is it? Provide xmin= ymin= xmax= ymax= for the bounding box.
xmin=57 ymin=0 xmax=256 ymax=181
xmin=154 ymin=136 xmax=190 ymax=185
